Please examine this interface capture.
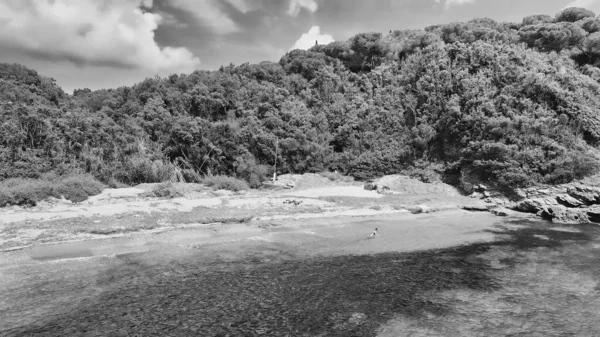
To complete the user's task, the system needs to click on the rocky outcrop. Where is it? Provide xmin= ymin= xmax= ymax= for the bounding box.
xmin=459 ymin=177 xmax=600 ymax=224
xmin=507 ymin=182 xmax=600 ymax=224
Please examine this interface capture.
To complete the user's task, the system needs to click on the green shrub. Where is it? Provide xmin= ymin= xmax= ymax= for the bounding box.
xmin=181 ymin=169 xmax=203 ymax=183
xmin=0 ymin=174 xmax=105 ymax=207
xmin=203 ymin=175 xmax=249 ymax=191
xmin=148 ymin=182 xmax=183 ymax=198
xmin=401 ymin=162 xmax=444 ymax=183
xmin=117 ymin=158 xmax=179 ymax=185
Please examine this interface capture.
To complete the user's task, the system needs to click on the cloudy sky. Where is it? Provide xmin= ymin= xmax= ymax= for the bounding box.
xmin=0 ymin=0 xmax=598 ymax=93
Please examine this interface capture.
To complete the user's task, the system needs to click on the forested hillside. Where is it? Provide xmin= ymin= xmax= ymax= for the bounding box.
xmin=3 ymin=7 xmax=600 ymax=190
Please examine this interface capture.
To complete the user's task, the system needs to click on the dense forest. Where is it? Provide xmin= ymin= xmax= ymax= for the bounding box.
xmin=3 ymin=7 xmax=600 ymax=190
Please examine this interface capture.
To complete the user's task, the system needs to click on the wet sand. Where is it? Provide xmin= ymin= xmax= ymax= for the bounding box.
xmin=1 ymin=210 xmax=599 ymax=336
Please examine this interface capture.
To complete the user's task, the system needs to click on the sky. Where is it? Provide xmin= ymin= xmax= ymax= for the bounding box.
xmin=0 ymin=0 xmax=598 ymax=93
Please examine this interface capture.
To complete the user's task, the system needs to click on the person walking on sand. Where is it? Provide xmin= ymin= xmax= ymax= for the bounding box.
xmin=368 ymin=228 xmax=379 ymax=239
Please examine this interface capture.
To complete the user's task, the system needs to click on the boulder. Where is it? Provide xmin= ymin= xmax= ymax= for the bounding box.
xmin=514 ymin=188 xmax=528 ymax=199
xmin=556 ymin=194 xmax=584 ymax=208
xmin=462 ymin=201 xmax=495 ymax=212
xmin=363 ymin=181 xmax=377 ymax=191
xmin=538 ymin=205 xmax=587 ymax=224
xmin=490 ymin=207 xmax=533 ymax=218
xmin=408 ymin=204 xmax=432 ymax=214
xmin=348 ymin=313 xmax=367 ymax=325
xmin=491 ymin=207 xmax=510 ymax=216
xmin=587 ymin=208 xmax=600 ymax=223
xmin=567 ymin=186 xmax=600 ymax=205
xmin=470 ymin=192 xmax=484 ymax=199
xmin=461 ymin=181 xmax=475 ymax=194
xmin=515 ymin=197 xmax=558 ymax=213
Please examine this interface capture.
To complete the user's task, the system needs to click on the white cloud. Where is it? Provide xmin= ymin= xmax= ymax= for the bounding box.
xmin=0 ymin=0 xmax=200 ymax=73
xmin=167 ymin=0 xmax=239 ymax=35
xmin=291 ymin=26 xmax=334 ymax=51
xmin=435 ymin=0 xmax=476 ymax=9
xmin=226 ymin=0 xmax=251 ymax=13
xmin=562 ymin=0 xmax=596 ymax=9
xmin=287 ymin=0 xmax=318 ymax=17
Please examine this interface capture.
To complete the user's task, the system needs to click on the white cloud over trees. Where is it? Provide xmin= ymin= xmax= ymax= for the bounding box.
xmin=291 ymin=26 xmax=334 ymax=50
xmin=0 ymin=0 xmax=200 ymax=72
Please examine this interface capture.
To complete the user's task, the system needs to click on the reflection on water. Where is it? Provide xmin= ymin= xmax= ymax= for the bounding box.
xmin=30 ymin=242 xmax=94 ymax=261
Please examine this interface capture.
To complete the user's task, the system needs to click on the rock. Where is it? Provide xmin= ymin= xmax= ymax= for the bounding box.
xmin=409 ymin=204 xmax=432 ymax=214
xmin=587 ymin=208 xmax=600 ymax=223
xmin=482 ymin=191 xmax=491 ymax=198
xmin=567 ymin=186 xmax=600 ymax=205
xmin=363 ymin=182 xmax=377 ymax=191
xmin=348 ymin=313 xmax=366 ymax=325
xmin=462 ymin=201 xmax=495 ymax=212
xmin=515 ymin=188 xmax=528 ymax=199
xmin=488 ymin=197 xmax=512 ymax=207
xmin=539 ymin=205 xmax=587 ymax=224
xmin=556 ymin=194 xmax=584 ymax=208
xmin=490 ymin=207 xmax=532 ymax=218
xmin=461 ymin=181 xmax=475 ymax=194
xmin=491 ymin=207 xmax=510 ymax=216
xmin=478 ymin=184 xmax=488 ymax=191
xmin=470 ymin=192 xmax=484 ymax=199
xmin=515 ymin=197 xmax=558 ymax=213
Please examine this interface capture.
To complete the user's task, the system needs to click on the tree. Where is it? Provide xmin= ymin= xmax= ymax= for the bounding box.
xmin=555 ymin=7 xmax=595 ymax=23
xmin=522 ymin=14 xmax=554 ymax=26
xmin=518 ymin=22 xmax=586 ymax=52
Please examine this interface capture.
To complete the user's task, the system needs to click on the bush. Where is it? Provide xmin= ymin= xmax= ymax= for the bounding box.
xmin=147 ymin=182 xmax=183 ymax=198
xmin=0 ymin=174 xmax=105 ymax=207
xmin=401 ymin=162 xmax=444 ymax=183
xmin=318 ymin=171 xmax=354 ymax=183
xmin=181 ymin=169 xmax=203 ymax=183
xmin=117 ymin=158 xmax=180 ymax=185
xmin=203 ymin=175 xmax=249 ymax=192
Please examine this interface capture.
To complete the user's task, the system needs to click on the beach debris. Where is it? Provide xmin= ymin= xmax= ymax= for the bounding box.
xmin=283 ymin=199 xmax=303 ymax=206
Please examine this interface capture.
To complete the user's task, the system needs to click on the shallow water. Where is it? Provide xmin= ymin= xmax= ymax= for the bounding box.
xmin=1 ymin=212 xmax=599 ymax=336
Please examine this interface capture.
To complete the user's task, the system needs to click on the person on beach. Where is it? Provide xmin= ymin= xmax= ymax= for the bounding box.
xmin=368 ymin=228 xmax=379 ymax=239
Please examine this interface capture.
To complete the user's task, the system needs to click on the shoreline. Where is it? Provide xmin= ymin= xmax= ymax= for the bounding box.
xmin=0 ymin=177 xmax=551 ymax=251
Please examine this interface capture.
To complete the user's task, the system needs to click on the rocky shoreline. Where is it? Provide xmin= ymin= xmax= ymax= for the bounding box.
xmin=372 ymin=174 xmax=600 ymax=225
xmin=465 ymin=182 xmax=600 ymax=224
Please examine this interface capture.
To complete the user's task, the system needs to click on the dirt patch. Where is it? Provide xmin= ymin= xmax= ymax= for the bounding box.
xmin=276 ymin=173 xmax=358 ymax=190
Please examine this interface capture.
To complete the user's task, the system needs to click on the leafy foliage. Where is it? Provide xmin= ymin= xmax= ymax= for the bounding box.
xmin=0 ymin=174 xmax=104 ymax=207
xmin=203 ymin=175 xmax=249 ymax=191
xmin=3 ymin=8 xmax=600 ymax=191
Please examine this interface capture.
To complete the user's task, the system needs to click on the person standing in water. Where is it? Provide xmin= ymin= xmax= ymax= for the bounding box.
xmin=368 ymin=228 xmax=379 ymax=239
